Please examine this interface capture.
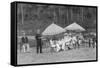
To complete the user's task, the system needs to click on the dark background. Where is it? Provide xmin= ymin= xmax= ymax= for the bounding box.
xmin=17 ymin=3 xmax=97 ymax=36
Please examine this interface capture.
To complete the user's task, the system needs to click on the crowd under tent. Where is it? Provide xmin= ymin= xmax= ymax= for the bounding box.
xmin=64 ymin=22 xmax=85 ymax=32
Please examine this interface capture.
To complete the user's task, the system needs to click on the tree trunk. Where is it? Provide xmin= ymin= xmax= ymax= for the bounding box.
xmin=21 ymin=4 xmax=24 ymax=25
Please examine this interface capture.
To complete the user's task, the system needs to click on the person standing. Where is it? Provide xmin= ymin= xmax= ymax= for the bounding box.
xmin=76 ymin=36 xmax=80 ymax=48
xmin=92 ymin=37 xmax=96 ymax=48
xmin=89 ymin=38 xmax=92 ymax=48
xmin=21 ymin=32 xmax=30 ymax=52
xmin=50 ymin=39 xmax=56 ymax=53
xmin=35 ymin=29 xmax=42 ymax=54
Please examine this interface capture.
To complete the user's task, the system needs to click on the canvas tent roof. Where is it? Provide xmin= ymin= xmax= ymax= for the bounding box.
xmin=42 ymin=23 xmax=66 ymax=35
xmin=64 ymin=22 xmax=85 ymax=31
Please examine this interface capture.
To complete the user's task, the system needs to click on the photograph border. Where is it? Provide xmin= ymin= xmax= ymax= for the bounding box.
xmin=11 ymin=1 xmax=98 ymax=66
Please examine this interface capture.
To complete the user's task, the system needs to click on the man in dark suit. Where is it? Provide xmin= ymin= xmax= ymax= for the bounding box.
xmin=35 ymin=29 xmax=42 ymax=54
xmin=21 ymin=32 xmax=30 ymax=52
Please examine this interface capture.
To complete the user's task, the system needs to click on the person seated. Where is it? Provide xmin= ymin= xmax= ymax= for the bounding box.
xmin=55 ymin=40 xmax=62 ymax=52
xmin=58 ymin=39 xmax=65 ymax=51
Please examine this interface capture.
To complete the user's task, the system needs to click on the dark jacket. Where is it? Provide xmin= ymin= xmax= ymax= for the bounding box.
xmin=35 ymin=34 xmax=42 ymax=46
xmin=36 ymin=34 xmax=41 ymax=40
xmin=21 ymin=36 xmax=28 ymax=43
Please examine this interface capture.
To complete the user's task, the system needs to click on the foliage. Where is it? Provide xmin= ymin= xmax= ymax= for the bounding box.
xmin=17 ymin=4 xmax=97 ymax=35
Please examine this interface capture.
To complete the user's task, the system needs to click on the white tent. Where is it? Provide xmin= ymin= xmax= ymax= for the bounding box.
xmin=42 ymin=23 xmax=66 ymax=35
xmin=64 ymin=22 xmax=85 ymax=31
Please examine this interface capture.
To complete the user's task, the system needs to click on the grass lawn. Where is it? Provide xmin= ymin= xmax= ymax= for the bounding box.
xmin=17 ymin=46 xmax=96 ymax=65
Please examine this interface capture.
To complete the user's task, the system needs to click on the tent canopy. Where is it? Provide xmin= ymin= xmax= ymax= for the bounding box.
xmin=64 ymin=22 xmax=85 ymax=31
xmin=42 ymin=23 xmax=66 ymax=35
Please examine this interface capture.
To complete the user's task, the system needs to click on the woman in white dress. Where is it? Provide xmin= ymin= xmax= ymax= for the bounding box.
xmin=50 ymin=39 xmax=56 ymax=53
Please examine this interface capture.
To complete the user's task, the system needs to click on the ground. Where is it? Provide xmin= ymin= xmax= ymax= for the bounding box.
xmin=17 ymin=46 xmax=96 ymax=65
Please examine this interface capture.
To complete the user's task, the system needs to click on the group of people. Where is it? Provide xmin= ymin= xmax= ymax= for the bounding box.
xmin=20 ymin=32 xmax=30 ymax=53
xmin=88 ymin=37 xmax=97 ymax=48
xmin=49 ymin=34 xmax=96 ymax=52
xmin=49 ymin=35 xmax=82 ymax=52
xmin=19 ymin=29 xmax=96 ymax=54
xmin=19 ymin=29 xmax=43 ymax=54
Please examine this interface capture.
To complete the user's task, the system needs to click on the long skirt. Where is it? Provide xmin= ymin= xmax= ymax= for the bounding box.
xmin=22 ymin=43 xmax=30 ymax=52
